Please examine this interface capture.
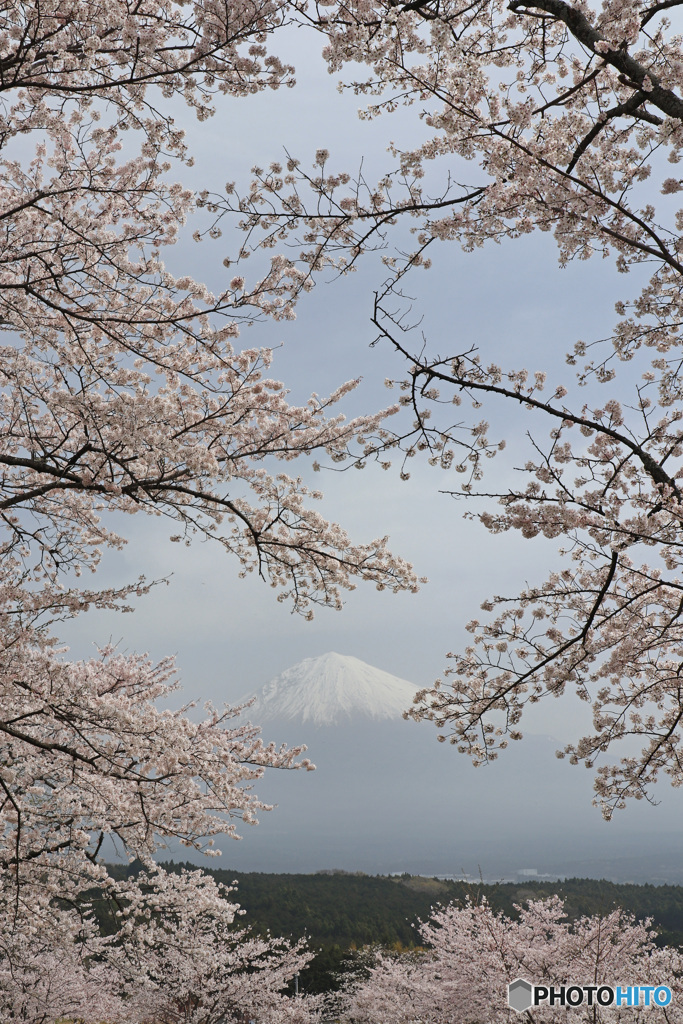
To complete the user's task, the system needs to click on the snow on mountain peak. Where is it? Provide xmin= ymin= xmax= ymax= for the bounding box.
xmin=247 ymin=652 xmax=420 ymax=726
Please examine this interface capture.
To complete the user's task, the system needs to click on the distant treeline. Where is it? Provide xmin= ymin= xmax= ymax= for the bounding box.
xmin=104 ymin=864 xmax=683 ymax=993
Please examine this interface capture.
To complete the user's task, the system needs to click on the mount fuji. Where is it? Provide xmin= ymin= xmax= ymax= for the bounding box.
xmin=247 ymin=652 xmax=419 ymax=726
xmin=216 ymin=653 xmax=679 ymax=882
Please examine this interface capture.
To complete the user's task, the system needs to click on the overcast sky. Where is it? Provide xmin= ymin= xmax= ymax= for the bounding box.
xmin=57 ymin=29 xmax=683 ymax=862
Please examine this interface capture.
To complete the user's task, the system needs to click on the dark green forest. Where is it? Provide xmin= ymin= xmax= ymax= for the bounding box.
xmin=104 ymin=865 xmax=683 ymax=994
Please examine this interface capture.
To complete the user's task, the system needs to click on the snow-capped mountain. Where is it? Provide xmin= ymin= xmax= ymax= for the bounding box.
xmin=226 ymin=647 xmax=626 ymax=877
xmin=175 ymin=652 xmax=677 ymax=882
xmin=246 ymin=652 xmax=419 ymax=726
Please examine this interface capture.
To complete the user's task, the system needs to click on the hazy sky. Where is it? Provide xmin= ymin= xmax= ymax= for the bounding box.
xmin=58 ymin=29 xmax=683 ymax=860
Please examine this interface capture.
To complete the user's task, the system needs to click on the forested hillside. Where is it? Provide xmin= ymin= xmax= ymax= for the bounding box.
xmin=103 ymin=863 xmax=683 ymax=993
xmin=141 ymin=865 xmax=683 ymax=949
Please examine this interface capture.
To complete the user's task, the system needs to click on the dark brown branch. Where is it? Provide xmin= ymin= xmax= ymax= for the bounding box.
xmin=640 ymin=0 xmax=683 ymax=29
xmin=509 ymin=0 xmax=683 ymax=121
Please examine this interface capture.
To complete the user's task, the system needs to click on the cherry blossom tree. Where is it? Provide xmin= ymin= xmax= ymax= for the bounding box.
xmin=0 ymin=5 xmax=417 ymax=620
xmin=209 ymin=0 xmax=683 ymax=814
xmin=0 ymin=2 xmax=420 ymax=1018
xmin=108 ymin=867 xmax=320 ymax=1024
xmin=0 ymin=867 xmax=321 ymax=1023
xmin=340 ymin=897 xmax=683 ymax=1024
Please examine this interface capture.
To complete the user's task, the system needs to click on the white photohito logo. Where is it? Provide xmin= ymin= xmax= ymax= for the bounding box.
xmin=508 ymin=978 xmax=673 ymax=1012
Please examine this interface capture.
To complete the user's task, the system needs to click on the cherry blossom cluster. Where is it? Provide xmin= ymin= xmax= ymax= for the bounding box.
xmin=0 ymin=866 xmax=321 ymax=1022
xmin=339 ymin=896 xmax=683 ymax=1024
xmin=106 ymin=867 xmax=321 ymax=1024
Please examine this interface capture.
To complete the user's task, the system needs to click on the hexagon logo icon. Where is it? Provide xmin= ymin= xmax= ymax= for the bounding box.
xmin=508 ymin=978 xmax=533 ymax=1013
